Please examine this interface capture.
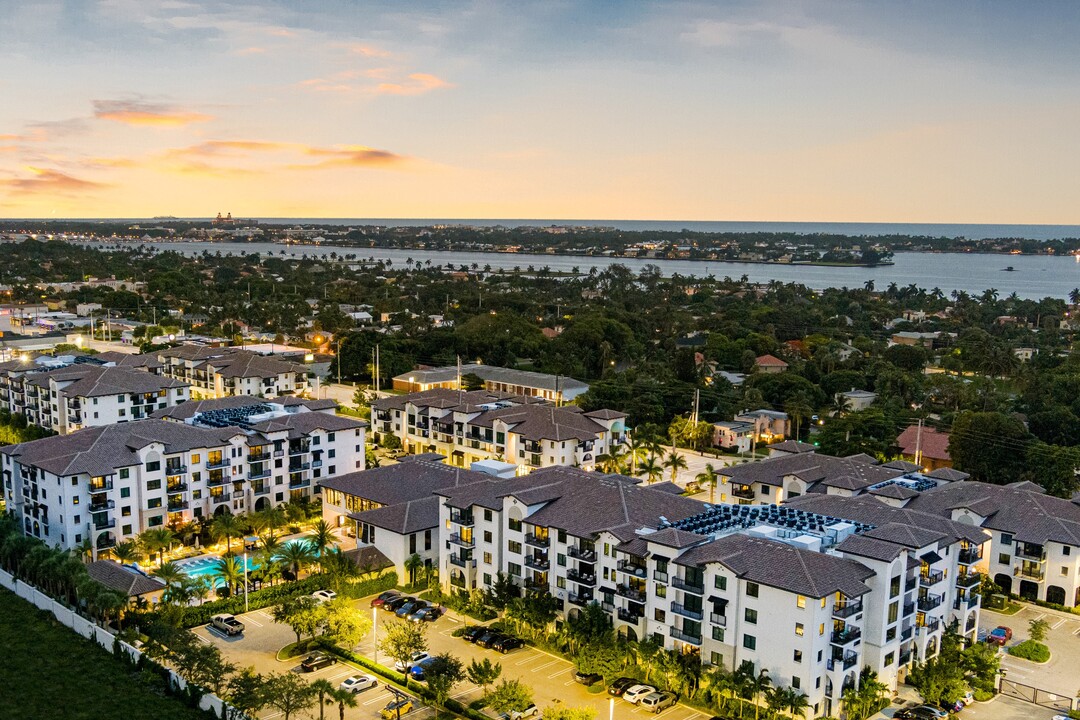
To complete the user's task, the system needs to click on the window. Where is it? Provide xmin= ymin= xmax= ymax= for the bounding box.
xmin=146 ymin=461 xmax=161 ymax=472
xmin=884 ymin=652 xmax=895 ymax=667
xmin=795 ymin=622 xmax=804 ymax=636
xmin=558 ymin=529 xmax=566 ymax=543
xmin=760 ymin=486 xmax=769 ymax=496
xmin=122 ymin=506 xmax=131 ymax=517
xmin=793 ymin=650 xmax=803 ymax=663
xmin=714 ymin=575 xmax=727 ymax=590
xmin=484 ymin=509 xmax=492 ymax=521
xmin=191 ymin=454 xmax=200 ymax=464
xmin=796 ymin=595 xmax=806 ymax=609
xmin=998 ymin=553 xmax=1011 ymax=565
xmin=508 ymin=541 xmax=522 ymax=554
xmin=120 ymin=487 xmax=130 ymax=498
xmin=328 ymin=432 xmax=335 ymax=441
xmin=557 ymin=553 xmax=566 ymax=567
xmin=820 ymin=597 xmax=827 ymax=608
xmin=484 ymin=531 xmax=492 ymax=543
xmin=792 ymin=677 xmax=801 ymax=690
xmin=888 ymin=602 xmax=898 ymax=623
xmin=122 ymin=524 xmax=132 ymax=535
xmin=410 ymin=534 xmax=417 ymax=554
xmin=1062 ymin=567 xmax=1069 ymax=577
xmin=147 ymin=479 xmax=161 ymax=491
xmin=556 ymin=577 xmax=566 ymax=590
xmin=119 ymin=469 xmax=130 ymax=480
xmin=656 ymin=585 xmax=667 ymax=598
xmin=746 ymin=582 xmax=759 ymax=598
xmin=890 ymin=575 xmax=901 ymax=598
xmin=711 ymin=651 xmax=723 ymax=665
xmin=508 ymin=563 xmax=521 ymax=577
xmin=886 ymin=628 xmax=896 ymax=641
xmin=148 ymin=515 xmax=163 ymax=527
xmin=712 ymin=627 xmax=724 ymax=642
xmin=654 ymin=609 xmax=666 ymax=622
xmin=508 ymin=518 xmax=522 ymax=532
xmin=1065 ymin=546 xmax=1072 ymax=556
xmin=744 ymin=608 xmax=758 ymax=624
xmin=483 ymin=552 xmax=492 ymax=564
xmin=483 ymin=573 xmax=492 ymax=585
xmin=425 ymin=529 xmax=432 ymax=551
xmin=819 ymin=623 xmax=825 ymax=636
xmin=743 ymin=635 xmax=756 ymax=650
xmin=148 ymin=498 xmax=162 ymax=509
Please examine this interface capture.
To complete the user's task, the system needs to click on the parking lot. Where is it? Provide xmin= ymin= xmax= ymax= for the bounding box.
xmin=980 ymin=604 xmax=1080 ymax=698
xmin=196 ymin=593 xmax=717 ymax=720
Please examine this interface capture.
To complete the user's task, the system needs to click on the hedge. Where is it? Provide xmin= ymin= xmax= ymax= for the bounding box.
xmin=175 ymin=571 xmax=396 ymax=627
xmin=1008 ymin=640 xmax=1050 ymax=663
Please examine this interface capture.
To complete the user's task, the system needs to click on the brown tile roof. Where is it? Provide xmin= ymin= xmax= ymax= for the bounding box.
xmin=321 ymin=460 xmax=494 ymax=507
xmin=835 ymin=534 xmax=908 ymax=562
xmin=350 ymin=496 xmax=440 ymax=535
xmin=754 ymin=354 xmax=789 ymax=368
xmin=86 ymin=561 xmax=166 ymax=597
xmin=340 ymin=545 xmax=394 ymax=572
xmin=722 ymin=451 xmax=902 ymax=490
xmin=896 ymin=425 xmax=951 ymax=461
xmin=31 ymin=365 xmax=187 ymax=398
xmin=785 ymin=493 xmax=988 ymax=545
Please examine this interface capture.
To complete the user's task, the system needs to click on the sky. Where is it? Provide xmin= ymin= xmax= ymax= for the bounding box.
xmin=2 ymin=0 xmax=1080 ymax=223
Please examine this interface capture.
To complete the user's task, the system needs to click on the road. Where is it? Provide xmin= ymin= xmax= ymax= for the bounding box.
xmin=979 ymin=603 xmax=1080 ymax=701
xmin=197 ymin=593 xmax=718 ymax=720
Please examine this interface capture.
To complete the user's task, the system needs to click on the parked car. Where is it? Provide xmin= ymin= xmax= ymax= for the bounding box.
xmin=987 ymin=626 xmax=1012 ymax=646
xmin=510 ymin=704 xmax=539 ymax=720
xmin=492 ymin=635 xmax=525 ymax=653
xmin=574 ymin=671 xmax=604 ymax=687
xmin=371 ymin=590 xmax=402 ymax=608
xmin=381 ymin=698 xmax=414 ymax=719
xmin=897 ymin=705 xmax=949 ymax=720
xmin=340 ymin=674 xmax=378 ymax=694
xmin=385 ymin=596 xmax=415 ymax=613
xmin=960 ymin=691 xmax=974 ymax=707
xmin=312 ymin=589 xmax=337 ymax=603
xmin=396 ymin=599 xmax=428 ymax=617
xmin=210 ymin=614 xmax=245 ymax=636
xmin=462 ymin=625 xmax=489 ymax=643
xmin=409 ymin=606 xmax=443 ymax=623
xmin=476 ymin=631 xmax=507 ymax=649
xmin=623 ymin=685 xmax=658 ymax=704
xmin=395 ymin=651 xmax=430 ymax=673
xmin=639 ymin=691 xmax=678 ymax=713
xmin=300 ymin=652 xmax=336 ymax=672
xmin=608 ymin=677 xmax=638 ymax=696
xmin=408 ymin=656 xmax=439 ymax=681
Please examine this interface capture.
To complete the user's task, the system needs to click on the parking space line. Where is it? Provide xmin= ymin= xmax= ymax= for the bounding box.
xmin=1072 ymin=626 xmax=1080 ymax=635
xmin=364 ymin=692 xmax=394 ymax=705
xmin=515 ymin=654 xmax=541 ymax=666
xmin=1032 ymin=612 xmax=1046 ymax=621
xmin=256 ymin=610 xmax=274 ymax=622
xmin=531 ymin=659 xmax=562 ymax=672
xmin=1050 ymin=618 xmax=1067 ymax=630
xmin=547 ymin=667 xmax=571 ymax=679
xmin=242 ymin=615 xmax=263 ymax=627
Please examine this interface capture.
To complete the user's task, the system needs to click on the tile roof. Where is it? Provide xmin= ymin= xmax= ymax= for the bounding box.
xmin=785 ymin=493 xmax=988 ymax=545
xmin=86 ymin=561 xmax=166 ymax=597
xmin=1 ymin=420 xmax=244 ymax=477
xmin=321 ymin=460 xmax=495 ymax=507
xmin=722 ymin=451 xmax=902 ymax=490
xmin=156 ymin=346 xmax=309 ymax=379
xmin=754 ymin=354 xmax=789 ymax=367
xmin=30 ymin=365 xmax=187 ymax=398
xmin=394 ymin=364 xmax=589 ymax=394
xmin=246 ymin=411 xmax=366 ymax=437
xmin=340 ymin=545 xmax=394 ymax=572
xmin=351 ymin=496 xmax=440 ymax=534
xmin=926 ymin=468 xmax=969 ymax=482
xmin=834 ymin=534 xmax=908 ymax=562
xmin=769 ymin=441 xmax=817 ymax=454
xmin=675 ymin=534 xmax=874 ymax=599
xmin=869 ymin=483 xmax=920 ymax=500
xmin=896 ymin=425 xmax=951 ymax=461
xmin=372 ymin=388 xmax=542 ymax=413
xmin=150 ymin=395 xmax=334 ymax=421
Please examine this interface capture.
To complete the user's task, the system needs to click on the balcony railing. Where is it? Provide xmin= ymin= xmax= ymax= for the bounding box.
xmin=566 ymin=568 xmax=596 ymax=586
xmin=524 ymin=555 xmax=550 ymax=571
xmin=93 ymin=519 xmax=116 ymax=530
xmin=920 ymin=570 xmax=945 ymax=587
xmin=831 ymin=627 xmax=862 ymax=645
xmin=449 ymin=554 xmax=476 ymax=569
xmin=89 ymin=499 xmax=115 ymax=512
xmin=670 ymin=627 xmax=702 ymax=645
xmin=206 ymin=459 xmax=230 ymax=469
xmin=167 ymin=482 xmax=188 ymax=492
xmin=1017 ymin=565 xmax=1045 ymax=580
xmin=898 ymin=651 xmax=912 ymax=666
xmin=670 ymin=602 xmax=704 ymax=621
xmin=249 ymin=468 xmax=271 ymax=480
xmin=653 ymin=571 xmax=669 ymax=583
xmin=617 ymin=560 xmax=647 ymax=579
xmin=568 ymin=592 xmax=594 ymax=607
xmin=616 ymin=608 xmax=642 ymax=623
xmin=900 ymin=625 xmax=913 ymax=640
xmin=917 ymin=595 xmax=942 ymax=612
xmin=289 ymin=462 xmax=311 ymax=472
xmin=568 ymin=545 xmax=597 ymax=561
xmin=248 ymin=451 xmax=271 ymax=462
xmin=956 ymin=573 xmax=980 ymax=588
xmin=289 ymin=478 xmax=311 ymax=489
xmin=917 ymin=618 xmax=942 ymax=634
xmin=448 ymin=533 xmax=474 ymax=548
xmin=524 ymin=533 xmax=550 ymax=548
xmin=615 ymin=584 xmax=647 ymax=602
xmin=253 ymin=485 xmax=271 ymax=496
xmin=903 ymin=602 xmax=915 ymax=617
xmin=168 ymin=500 xmax=189 ymax=511
xmin=207 ymin=475 xmax=230 ymax=487
xmin=165 ymin=465 xmax=187 ymax=476
xmin=953 ymin=593 xmax=980 ymax=610
xmin=958 ymin=547 xmax=982 ymax=565
xmin=88 ymin=480 xmax=114 ymax=492
xmin=709 ymin=612 xmax=728 ymax=626
xmin=449 ymin=510 xmax=475 ymax=527
xmin=211 ymin=493 xmax=231 ymax=503
xmin=672 ymin=576 xmax=705 ymax=594
xmin=1015 ymin=545 xmax=1047 ymax=562
xmin=828 ymin=653 xmax=858 ymax=671
xmin=833 ymin=600 xmax=863 ymax=618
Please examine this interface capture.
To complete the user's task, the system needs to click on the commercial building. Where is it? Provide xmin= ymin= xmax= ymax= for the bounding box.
xmin=392 ymin=364 xmax=589 ymax=403
xmin=371 ymin=389 xmax=627 ymax=473
xmin=0 ymin=356 xmax=189 ymax=434
xmin=152 ymin=346 xmax=312 ymax=399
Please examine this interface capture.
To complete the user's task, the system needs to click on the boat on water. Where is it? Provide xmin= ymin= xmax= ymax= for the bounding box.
xmin=1002 ymin=266 xmax=1015 ymax=271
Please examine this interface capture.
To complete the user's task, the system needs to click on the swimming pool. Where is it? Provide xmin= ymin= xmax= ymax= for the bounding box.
xmin=175 ymin=554 xmax=260 ymax=584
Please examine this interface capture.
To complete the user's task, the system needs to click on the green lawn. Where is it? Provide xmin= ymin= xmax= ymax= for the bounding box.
xmin=0 ymin=589 xmax=211 ymax=720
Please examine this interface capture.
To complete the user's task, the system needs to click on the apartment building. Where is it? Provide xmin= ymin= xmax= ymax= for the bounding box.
xmin=393 ymin=364 xmax=589 ymax=403
xmin=371 ymin=389 xmax=627 ymax=473
xmin=432 ymin=467 xmax=988 ymax=716
xmin=0 ymin=356 xmax=189 ymax=434
xmin=1 ymin=406 xmax=365 ymax=554
xmin=153 ymin=346 xmax=311 ymax=399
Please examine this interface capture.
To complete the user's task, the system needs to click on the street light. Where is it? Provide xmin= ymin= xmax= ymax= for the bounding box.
xmin=609 ymin=697 xmax=614 ymax=720
xmin=243 ymin=551 xmax=249 ymax=613
xmin=373 ymin=607 xmax=379 ymax=665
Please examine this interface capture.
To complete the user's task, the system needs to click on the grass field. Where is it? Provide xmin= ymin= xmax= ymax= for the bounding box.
xmin=0 ymin=589 xmax=211 ymax=720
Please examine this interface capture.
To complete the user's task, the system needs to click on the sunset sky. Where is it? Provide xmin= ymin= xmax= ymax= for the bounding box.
xmin=2 ymin=1 xmax=1079 ymax=222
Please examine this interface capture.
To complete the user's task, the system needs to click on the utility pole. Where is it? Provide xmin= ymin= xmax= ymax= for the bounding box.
xmin=914 ymin=419 xmax=923 ymax=467
xmin=691 ymin=388 xmax=701 ymax=426
xmin=456 ymin=355 xmax=462 ymax=401
xmin=375 ymin=344 xmax=380 ymax=393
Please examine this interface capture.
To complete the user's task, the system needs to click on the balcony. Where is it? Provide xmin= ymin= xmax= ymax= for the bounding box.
xmin=210 ymin=493 xmax=231 ymax=503
xmin=653 ymin=571 xmax=669 ymax=584
xmin=670 ymin=602 xmax=704 ymax=621
xmin=953 ymin=593 xmax=980 ymax=611
xmin=566 ymin=568 xmax=596 ymax=586
xmin=709 ymin=611 xmax=728 ymax=626
xmin=524 ymin=578 xmax=549 ymax=593
xmin=165 ymin=465 xmax=187 ymax=476
xmin=568 ymin=545 xmax=597 ymax=562
xmin=93 ymin=518 xmax=116 ymax=531
xmin=920 ymin=570 xmax=945 ymax=587
xmin=448 ymin=533 xmax=474 ymax=548
xmin=1015 ymin=545 xmax=1047 ymax=562
xmin=449 ymin=510 xmax=475 ymax=526
xmin=732 ymin=485 xmax=755 ymax=500
xmin=1017 ymin=565 xmax=1045 ymax=580
xmin=828 ymin=653 xmax=858 ymax=672
xmin=958 ymin=547 xmax=982 ymax=565
xmin=206 ymin=459 xmax=230 ymax=470
xmin=670 ymin=627 xmax=702 ymax=645
xmin=289 ymin=444 xmax=311 ymax=456
xmin=524 ymin=532 xmax=550 ymax=548
xmin=900 ymin=625 xmax=913 ymax=641
xmin=88 ymin=479 xmax=114 ymax=492
xmin=903 ymin=601 xmax=915 ymax=617
xmin=672 ymin=576 xmax=705 ymax=595
xmin=449 ymin=554 xmax=476 ymax=569
xmin=311 ymin=460 xmax=323 ymax=469
xmin=289 ymin=478 xmax=311 ymax=489
xmin=956 ymin=573 xmax=980 ymax=589
xmin=524 ymin=555 xmax=550 ymax=571
xmin=167 ymin=482 xmax=188 ymax=493
xmin=568 ymin=592 xmax=594 ymax=607
xmin=615 ymin=584 xmax=647 ymax=602
xmin=289 ymin=462 xmax=311 ymax=472
xmin=449 ymin=573 xmax=466 ymax=589
xmin=831 ymin=627 xmax=862 ymax=645
xmin=917 ymin=618 xmax=942 ymax=634
xmin=898 ymin=650 xmax=912 ymax=666
xmin=248 ymin=451 xmax=271 ymax=462
xmin=249 ymin=468 xmax=271 ymax=480
xmin=207 ymin=475 xmax=230 ymax=487
xmin=917 ymin=595 xmax=942 ymax=612
xmin=833 ymin=600 xmax=863 ymax=618
xmin=616 ymin=608 xmax=642 ymax=624
xmin=253 ymin=485 xmax=271 ymax=496
xmin=168 ymin=500 xmax=189 ymax=512
xmin=89 ymin=499 xmax=115 ymax=512
xmin=617 ymin=560 xmax=647 ymax=579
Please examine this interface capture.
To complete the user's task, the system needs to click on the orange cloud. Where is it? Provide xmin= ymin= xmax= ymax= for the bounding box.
xmin=294 ymin=145 xmax=404 ymax=169
xmin=93 ymin=100 xmax=214 ymax=127
xmin=301 ymin=70 xmax=453 ymax=96
xmin=375 ymin=73 xmax=452 ymax=96
xmin=346 ymin=43 xmax=390 ymax=58
xmin=0 ymin=167 xmax=107 ymax=196
xmin=160 ymin=139 xmax=406 ymax=173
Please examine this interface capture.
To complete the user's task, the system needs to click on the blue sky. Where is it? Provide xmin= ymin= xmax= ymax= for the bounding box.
xmin=2 ymin=1 xmax=1079 ymax=221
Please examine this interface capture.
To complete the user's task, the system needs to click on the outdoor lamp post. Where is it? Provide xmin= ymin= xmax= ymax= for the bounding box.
xmin=243 ymin=551 xmax=249 ymax=613
xmin=373 ymin=607 xmax=379 ymax=665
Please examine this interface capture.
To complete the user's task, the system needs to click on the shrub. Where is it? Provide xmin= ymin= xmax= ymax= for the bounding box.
xmin=972 ymin=689 xmax=993 ymax=702
xmin=1007 ymin=640 xmax=1050 ymax=663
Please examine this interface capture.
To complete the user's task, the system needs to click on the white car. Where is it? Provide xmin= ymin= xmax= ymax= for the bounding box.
xmin=312 ymin=589 xmax=338 ymax=603
xmin=340 ymin=674 xmax=378 ymax=694
xmin=510 ymin=705 xmax=539 ymax=720
xmin=623 ymin=685 xmax=657 ymax=704
xmin=395 ymin=651 xmax=430 ymax=672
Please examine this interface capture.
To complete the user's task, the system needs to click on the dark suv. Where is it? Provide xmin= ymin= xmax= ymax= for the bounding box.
xmin=462 ymin=626 xmax=488 ymax=643
xmin=608 ymin=677 xmax=638 ymax=696
xmin=492 ymin=635 xmax=525 ymax=654
xmin=476 ymin=631 xmax=506 ymax=649
xmin=300 ymin=652 xmax=336 ymax=672
xmin=574 ymin=671 xmax=603 ymax=686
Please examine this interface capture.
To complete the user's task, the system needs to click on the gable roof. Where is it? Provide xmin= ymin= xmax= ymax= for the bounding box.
xmin=722 ymin=450 xmax=902 ymax=491
xmin=351 ymin=496 xmax=440 ymax=535
xmin=896 ymin=425 xmax=951 ymax=461
xmin=86 ymin=561 xmax=166 ymax=597
xmin=321 ymin=460 xmax=494 ymax=507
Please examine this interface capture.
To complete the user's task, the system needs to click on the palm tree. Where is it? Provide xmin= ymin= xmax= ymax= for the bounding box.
xmin=72 ymin=538 xmax=94 ymax=563
xmin=311 ymin=678 xmax=335 ymax=720
xmin=211 ymin=511 xmax=244 ymax=556
xmin=663 ymin=450 xmax=688 ymax=484
xmin=749 ymin=669 xmax=772 ymax=720
xmin=328 ymin=686 xmax=358 ymax=720
xmin=310 ymin=519 xmax=336 ymax=557
xmin=110 ymin=540 xmax=140 ymax=565
xmin=152 ymin=560 xmax=185 ymax=591
xmin=138 ymin=528 xmax=176 ymax=566
xmin=829 ymin=394 xmax=853 ymax=417
xmin=623 ymin=435 xmax=649 ymax=475
xmin=785 ymin=688 xmax=810 ymax=719
xmin=212 ymin=556 xmax=244 ymax=596
xmin=277 ymin=540 xmax=316 ymax=579
xmin=783 ymin=392 xmax=814 ymax=440
xmin=696 ymin=464 xmax=720 ymax=504
xmin=638 ymin=454 xmax=664 ymax=484
xmin=404 ymin=552 xmax=424 ymax=586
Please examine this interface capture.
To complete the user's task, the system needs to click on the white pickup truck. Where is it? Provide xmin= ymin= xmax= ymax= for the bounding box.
xmin=211 ymin=614 xmax=245 ymax=636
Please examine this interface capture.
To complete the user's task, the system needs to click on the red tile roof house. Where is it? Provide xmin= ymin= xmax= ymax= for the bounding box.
xmin=753 ymin=354 xmax=789 ymax=374
xmin=895 ymin=425 xmax=952 ymax=470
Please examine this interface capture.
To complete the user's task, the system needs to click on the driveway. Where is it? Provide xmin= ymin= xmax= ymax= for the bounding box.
xmin=980 ymin=604 xmax=1080 ymax=699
